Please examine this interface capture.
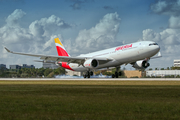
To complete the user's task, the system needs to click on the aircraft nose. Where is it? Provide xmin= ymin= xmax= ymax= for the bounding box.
xmin=154 ymin=45 xmax=160 ymax=53
xmin=150 ymin=45 xmax=160 ymax=52
xmin=157 ymin=45 xmax=160 ymax=51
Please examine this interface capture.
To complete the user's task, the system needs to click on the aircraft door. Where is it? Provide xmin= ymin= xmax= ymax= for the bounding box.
xmin=137 ymin=42 xmax=143 ymax=56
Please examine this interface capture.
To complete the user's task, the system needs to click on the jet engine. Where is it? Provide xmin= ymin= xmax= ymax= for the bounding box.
xmin=83 ymin=59 xmax=99 ymax=68
xmin=132 ymin=60 xmax=150 ymax=69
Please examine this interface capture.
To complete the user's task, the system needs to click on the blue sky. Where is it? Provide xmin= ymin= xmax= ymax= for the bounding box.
xmin=1 ymin=0 xmax=180 ymax=69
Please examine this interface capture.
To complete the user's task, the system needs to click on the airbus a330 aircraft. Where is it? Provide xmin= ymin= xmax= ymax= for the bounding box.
xmin=5 ymin=38 xmax=161 ymax=78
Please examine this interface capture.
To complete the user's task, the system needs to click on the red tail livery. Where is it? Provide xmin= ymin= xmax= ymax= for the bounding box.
xmin=54 ymin=38 xmax=69 ymax=57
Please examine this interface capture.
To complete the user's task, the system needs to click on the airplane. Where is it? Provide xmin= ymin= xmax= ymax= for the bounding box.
xmin=4 ymin=38 xmax=161 ymax=78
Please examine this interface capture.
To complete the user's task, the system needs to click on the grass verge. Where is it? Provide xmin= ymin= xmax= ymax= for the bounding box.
xmin=0 ymin=80 xmax=179 ymax=119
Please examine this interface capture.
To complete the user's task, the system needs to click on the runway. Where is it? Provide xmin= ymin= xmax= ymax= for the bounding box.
xmin=1 ymin=78 xmax=180 ymax=81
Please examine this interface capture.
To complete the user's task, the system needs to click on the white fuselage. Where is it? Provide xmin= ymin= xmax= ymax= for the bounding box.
xmin=68 ymin=41 xmax=160 ymax=72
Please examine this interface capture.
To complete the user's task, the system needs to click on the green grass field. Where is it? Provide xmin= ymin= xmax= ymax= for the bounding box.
xmin=0 ymin=80 xmax=180 ymax=120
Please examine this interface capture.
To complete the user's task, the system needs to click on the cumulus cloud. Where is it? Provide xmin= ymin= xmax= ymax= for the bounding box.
xmin=29 ymin=15 xmax=72 ymax=37
xmin=139 ymin=0 xmax=180 ymax=68
xmin=1 ymin=9 xmax=122 ymax=68
xmin=169 ymin=16 xmax=180 ymax=28
xmin=141 ymin=28 xmax=180 ymax=68
xmin=142 ymin=29 xmax=161 ymax=42
xmin=68 ymin=12 xmax=122 ymax=55
xmin=0 ymin=9 xmax=72 ymax=68
xmin=151 ymin=0 xmax=180 ymax=16
xmin=142 ymin=28 xmax=180 ymax=45
xmin=0 ymin=9 xmax=31 ymax=46
xmin=144 ymin=0 xmax=180 ymax=46
xmin=6 ymin=9 xmax=26 ymax=27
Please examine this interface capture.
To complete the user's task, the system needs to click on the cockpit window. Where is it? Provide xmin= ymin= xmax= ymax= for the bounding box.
xmin=149 ymin=43 xmax=158 ymax=46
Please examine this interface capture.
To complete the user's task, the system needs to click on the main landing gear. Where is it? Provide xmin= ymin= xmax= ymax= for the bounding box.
xmin=83 ymin=71 xmax=93 ymax=78
xmin=112 ymin=67 xmax=122 ymax=78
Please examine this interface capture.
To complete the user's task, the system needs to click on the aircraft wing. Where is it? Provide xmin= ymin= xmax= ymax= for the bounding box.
xmin=4 ymin=47 xmax=112 ymax=65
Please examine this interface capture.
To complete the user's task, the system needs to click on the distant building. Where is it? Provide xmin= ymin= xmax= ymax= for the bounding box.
xmin=10 ymin=65 xmax=21 ymax=69
xmin=43 ymin=62 xmax=59 ymax=69
xmin=174 ymin=60 xmax=180 ymax=67
xmin=124 ymin=70 xmax=142 ymax=78
xmin=66 ymin=69 xmax=82 ymax=76
xmin=10 ymin=64 xmax=35 ymax=69
xmin=21 ymin=64 xmax=35 ymax=69
xmin=0 ymin=64 xmax=6 ymax=69
xmin=146 ymin=70 xmax=180 ymax=77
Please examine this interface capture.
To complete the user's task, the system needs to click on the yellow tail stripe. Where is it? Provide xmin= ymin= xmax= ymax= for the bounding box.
xmin=54 ymin=38 xmax=63 ymax=47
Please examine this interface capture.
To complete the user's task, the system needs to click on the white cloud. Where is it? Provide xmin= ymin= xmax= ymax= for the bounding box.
xmin=29 ymin=15 xmax=72 ymax=38
xmin=6 ymin=9 xmax=26 ymax=27
xmin=142 ymin=29 xmax=161 ymax=42
xmin=1 ymin=9 xmax=122 ymax=68
xmin=0 ymin=9 xmax=72 ymax=68
xmin=0 ymin=9 xmax=30 ymax=44
xmin=169 ymin=16 xmax=180 ymax=28
xmin=151 ymin=0 xmax=180 ymax=16
xmin=141 ymin=27 xmax=180 ymax=68
xmin=142 ymin=28 xmax=180 ymax=50
xmin=139 ymin=0 xmax=180 ymax=68
xmin=142 ymin=0 xmax=180 ymax=48
xmin=151 ymin=1 xmax=167 ymax=14
xmin=68 ymin=12 xmax=122 ymax=55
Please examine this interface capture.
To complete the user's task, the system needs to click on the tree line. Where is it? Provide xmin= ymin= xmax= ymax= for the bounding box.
xmin=0 ymin=67 xmax=66 ymax=78
xmin=148 ymin=66 xmax=180 ymax=70
xmin=1 ymin=66 xmax=180 ymax=78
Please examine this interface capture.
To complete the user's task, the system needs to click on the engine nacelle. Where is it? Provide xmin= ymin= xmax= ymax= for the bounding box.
xmin=84 ymin=59 xmax=99 ymax=68
xmin=132 ymin=60 xmax=150 ymax=69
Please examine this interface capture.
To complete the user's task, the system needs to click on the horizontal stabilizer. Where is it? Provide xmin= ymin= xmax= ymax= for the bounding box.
xmin=34 ymin=60 xmax=56 ymax=64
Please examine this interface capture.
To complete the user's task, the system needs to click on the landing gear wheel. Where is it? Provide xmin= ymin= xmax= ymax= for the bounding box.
xmin=84 ymin=71 xmax=91 ymax=78
xmin=90 ymin=71 xmax=93 ymax=76
xmin=119 ymin=72 xmax=122 ymax=76
xmin=87 ymin=72 xmax=90 ymax=78
xmin=115 ymin=72 xmax=118 ymax=78
xmin=83 ymin=74 xmax=87 ymax=78
xmin=112 ymin=67 xmax=122 ymax=78
xmin=84 ymin=71 xmax=93 ymax=78
xmin=88 ymin=74 xmax=90 ymax=78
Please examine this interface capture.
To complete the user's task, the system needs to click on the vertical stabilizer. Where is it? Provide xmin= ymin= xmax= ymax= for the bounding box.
xmin=54 ymin=38 xmax=69 ymax=57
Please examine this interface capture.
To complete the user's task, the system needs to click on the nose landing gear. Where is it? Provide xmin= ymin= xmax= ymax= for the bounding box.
xmin=112 ymin=67 xmax=122 ymax=78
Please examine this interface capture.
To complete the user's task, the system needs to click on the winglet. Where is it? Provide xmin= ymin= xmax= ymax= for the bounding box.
xmin=4 ymin=47 xmax=13 ymax=53
xmin=158 ymin=52 xmax=162 ymax=57
xmin=151 ymin=52 xmax=162 ymax=59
